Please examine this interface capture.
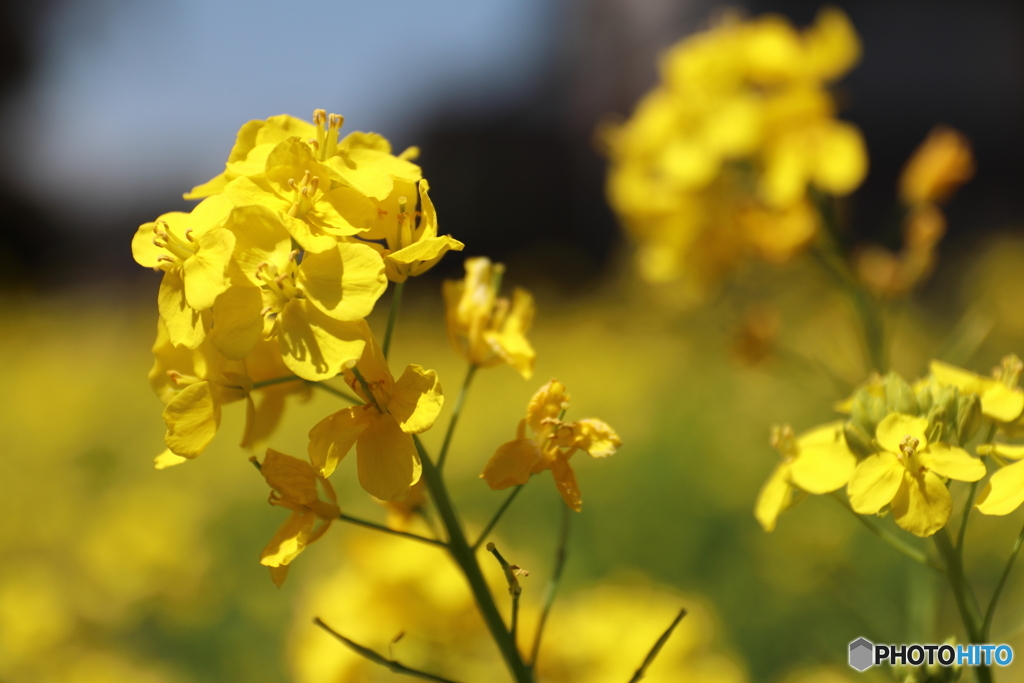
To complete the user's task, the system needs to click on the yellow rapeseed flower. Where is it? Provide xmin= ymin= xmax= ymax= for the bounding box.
xmin=899 ymin=126 xmax=975 ymax=206
xmin=307 ymin=334 xmax=443 ymax=501
xmin=975 ymin=443 xmax=1024 ymax=515
xmin=929 ymin=357 xmax=1024 ymax=425
xmin=256 ymin=448 xmax=340 ymax=587
xmin=847 ymin=413 xmax=985 ymax=537
xmin=755 ymin=421 xmax=856 ymax=532
xmin=481 ymin=380 xmax=620 ymax=511
xmin=443 ymin=257 xmax=535 ymax=378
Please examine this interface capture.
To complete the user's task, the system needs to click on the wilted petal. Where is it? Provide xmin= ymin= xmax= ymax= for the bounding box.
xmin=260 ymin=509 xmax=316 ymax=568
xmin=551 ymin=457 xmax=583 ymax=512
xmin=572 ymin=419 xmax=621 ymax=458
xmin=261 ymin=448 xmax=319 ymax=506
xmin=308 ymin=406 xmax=372 ymax=477
xmin=481 ymin=439 xmax=543 ymax=490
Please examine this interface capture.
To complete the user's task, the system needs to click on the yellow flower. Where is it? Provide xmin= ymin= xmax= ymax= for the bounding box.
xmin=481 ymin=380 xmax=620 ymax=511
xmin=975 ymin=443 xmax=1024 ymax=515
xmin=307 ymin=334 xmax=443 ymax=501
xmin=847 ymin=413 xmax=985 ymax=537
xmin=443 ymin=257 xmax=535 ymax=378
xmin=148 ymin=321 xmax=253 ymax=464
xmin=754 ymin=422 xmax=856 ymax=532
xmin=241 ymin=338 xmax=313 ymax=448
xmin=185 ymin=110 xmax=421 ymax=203
xmin=360 ymin=178 xmax=464 ymax=282
xmin=208 ymin=205 xmax=385 ymax=380
xmin=929 ymin=357 xmax=1024 ymax=424
xmin=256 ymin=448 xmax=340 ymax=587
xmin=899 ymin=126 xmax=974 ymax=206
xmin=131 ymin=196 xmax=235 ymax=349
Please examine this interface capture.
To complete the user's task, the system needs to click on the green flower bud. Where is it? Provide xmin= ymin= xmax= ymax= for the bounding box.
xmin=885 ymin=372 xmax=920 ymax=415
xmin=852 ymin=389 xmax=887 ymax=434
xmin=843 ymin=420 xmax=876 ymax=458
xmin=957 ymin=393 xmax=982 ymax=443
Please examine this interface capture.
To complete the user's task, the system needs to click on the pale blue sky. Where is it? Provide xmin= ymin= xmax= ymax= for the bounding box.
xmin=2 ymin=0 xmax=557 ymax=219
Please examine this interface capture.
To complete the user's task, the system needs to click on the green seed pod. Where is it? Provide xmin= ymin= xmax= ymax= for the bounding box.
xmin=957 ymin=393 xmax=982 ymax=443
xmin=843 ymin=420 xmax=876 ymax=458
xmin=885 ymin=372 xmax=920 ymax=415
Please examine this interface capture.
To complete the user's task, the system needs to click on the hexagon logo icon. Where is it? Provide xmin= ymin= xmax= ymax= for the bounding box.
xmin=849 ymin=638 xmax=874 ymax=671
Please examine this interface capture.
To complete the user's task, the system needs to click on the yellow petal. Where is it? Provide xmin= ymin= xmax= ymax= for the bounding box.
xmin=481 ymin=439 xmax=543 ymax=490
xmin=847 ymin=452 xmax=904 ymax=514
xmin=298 ymin=242 xmax=387 ymax=321
xmin=209 ymin=286 xmax=263 ymax=360
xmin=485 ymin=287 xmax=536 ymax=379
xmin=388 ymin=365 xmax=443 ymax=434
xmin=260 ymin=509 xmax=316 ymax=567
xmin=876 ymin=413 xmax=929 ymax=453
xmin=312 ymin=185 xmax=378 ymax=236
xmin=307 ymin=407 xmax=372 ymax=478
xmin=921 ymin=443 xmax=986 ymax=482
xmin=754 ymin=464 xmax=793 ymax=532
xmin=976 ymin=460 xmax=1024 ymax=515
xmin=811 ymin=122 xmax=867 ymax=196
xmin=526 ymin=380 xmax=569 ymax=434
xmin=183 ymin=227 xmax=235 ymax=310
xmin=386 ymin=235 xmax=465 ymax=278
xmin=278 ymin=301 xmax=368 ymax=381
xmin=804 ymin=6 xmax=861 ymax=81
xmin=788 ymin=426 xmax=856 ymax=494
xmin=261 ymin=448 xmax=319 ymax=506
xmin=131 ymin=220 xmax=165 ymax=268
xmin=355 ymin=413 xmax=421 ymax=501
xmin=162 ymin=381 xmax=220 ymax=458
xmin=982 ymin=383 xmax=1024 ymax=423
xmin=980 ymin=443 xmax=1024 ymax=460
xmin=158 ymin=269 xmax=205 ymax=349
xmin=892 ymin=471 xmax=952 ymax=537
xmin=154 ymin=449 xmax=188 ymax=470
xmin=221 ymin=203 xmax=293 ymax=286
xmin=551 ymin=457 xmax=582 ymax=512
xmin=572 ymin=419 xmax=621 ymax=458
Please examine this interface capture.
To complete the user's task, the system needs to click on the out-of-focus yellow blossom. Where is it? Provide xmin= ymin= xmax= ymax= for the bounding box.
xmin=847 ymin=413 xmax=985 ymax=537
xmin=731 ymin=304 xmax=781 ymax=366
xmin=443 ymin=256 xmax=535 ymax=378
xmin=360 ymin=179 xmax=464 ymax=282
xmin=307 ymin=334 xmax=443 ymax=501
xmin=148 ymin=322 xmax=252 ymax=464
xmin=975 ymin=443 xmax=1024 ymax=515
xmin=930 ymin=357 xmax=1024 ymax=424
xmin=755 ymin=422 xmax=856 ymax=532
xmin=899 ymin=126 xmax=975 ymax=206
xmin=256 ymin=448 xmax=340 ymax=587
xmin=185 ymin=110 xmax=421 ymax=203
xmin=481 ymin=380 xmax=620 ymax=511
xmin=208 ymin=205 xmax=385 ymax=380
xmin=381 ymin=479 xmax=428 ymax=531
xmin=604 ymin=7 xmax=866 ymax=298
xmin=536 ymin=583 xmax=746 ymax=683
xmin=131 ymin=196 xmax=234 ymax=349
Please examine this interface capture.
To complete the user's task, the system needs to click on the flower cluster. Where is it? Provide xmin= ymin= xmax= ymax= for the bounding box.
xmin=757 ymin=356 xmax=1024 ymax=537
xmin=604 ymin=8 xmax=866 ymax=300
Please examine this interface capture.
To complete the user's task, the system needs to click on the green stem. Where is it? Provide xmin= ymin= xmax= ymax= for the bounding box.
xmin=486 ymin=543 xmax=523 ymax=650
xmin=382 ymin=280 xmax=405 ymax=361
xmin=982 ymin=518 xmax=1024 ymax=642
xmin=414 ymin=436 xmax=534 ymax=683
xmin=529 ymin=503 xmax=570 ymax=667
xmin=934 ymin=529 xmax=992 ymax=683
xmin=626 ymin=609 xmax=687 ymax=683
xmin=314 ymin=617 xmax=463 ymax=683
xmin=349 ymin=367 xmax=382 ymax=412
xmin=437 ymin=365 xmax=478 ymax=470
xmin=473 ymin=486 xmax=525 ymax=551
xmin=831 ymin=493 xmax=942 ymax=571
xmin=252 ymin=375 xmax=303 ymax=390
xmin=337 ymin=513 xmax=446 ymax=548
xmin=958 ymin=481 xmax=980 ymax=554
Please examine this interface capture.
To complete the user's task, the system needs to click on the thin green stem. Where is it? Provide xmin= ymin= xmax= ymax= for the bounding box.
xmin=958 ymin=424 xmax=997 ymax=558
xmin=382 ymin=280 xmax=405 ymax=361
xmin=308 ymin=380 xmax=361 ymax=404
xmin=252 ymin=375 xmax=303 ymax=390
xmin=314 ymin=617 xmax=463 ymax=683
xmin=831 ymin=493 xmax=943 ymax=571
xmin=350 ymin=366 xmax=382 ymax=412
xmin=473 ymin=486 xmax=525 ymax=551
xmin=983 ymin=518 xmax=1024 ymax=641
xmin=934 ymin=529 xmax=993 ymax=683
xmin=626 ymin=609 xmax=687 ymax=683
xmin=529 ymin=503 xmax=570 ymax=667
xmin=414 ymin=436 xmax=534 ymax=683
xmin=337 ymin=513 xmax=446 ymax=548
xmin=437 ymin=364 xmax=478 ymax=470
xmin=486 ymin=543 xmax=523 ymax=649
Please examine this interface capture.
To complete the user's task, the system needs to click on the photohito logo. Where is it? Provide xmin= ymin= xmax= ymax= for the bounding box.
xmin=848 ymin=638 xmax=1013 ymax=671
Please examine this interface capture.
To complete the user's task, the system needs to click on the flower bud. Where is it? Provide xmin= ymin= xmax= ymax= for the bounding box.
xmin=957 ymin=393 xmax=982 ymax=443
xmin=843 ymin=420 xmax=876 ymax=458
xmin=885 ymin=372 xmax=919 ymax=415
xmin=851 ymin=388 xmax=887 ymax=434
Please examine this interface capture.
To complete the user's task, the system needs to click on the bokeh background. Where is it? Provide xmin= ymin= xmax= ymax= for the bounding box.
xmin=2 ymin=1 xmax=1024 ymax=681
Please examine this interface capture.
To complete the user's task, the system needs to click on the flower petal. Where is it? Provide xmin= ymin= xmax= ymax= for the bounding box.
xmin=298 ymin=242 xmax=387 ymax=321
xmin=892 ymin=471 xmax=951 ymax=537
xmin=278 ymin=302 xmax=368 ymax=381
xmin=307 ymin=406 xmax=372 ymax=478
xmin=355 ymin=413 xmax=421 ymax=501
xmin=572 ymin=419 xmax=621 ymax=458
xmin=260 ymin=509 xmax=316 ymax=568
xmin=754 ymin=464 xmax=793 ymax=532
xmin=847 ymin=452 xmax=904 ymax=514
xmin=162 ymin=381 xmax=220 ymax=458
xmin=209 ymin=286 xmax=263 ymax=360
xmin=158 ymin=269 xmax=205 ymax=349
xmin=788 ymin=432 xmax=856 ymax=494
xmin=876 ymin=413 xmax=928 ymax=453
xmin=551 ymin=457 xmax=583 ymax=512
xmin=481 ymin=439 xmax=543 ymax=490
xmin=154 ymin=449 xmax=188 ymax=470
xmin=388 ymin=365 xmax=443 ymax=434
xmin=921 ymin=443 xmax=986 ymax=482
xmin=976 ymin=460 xmax=1024 ymax=516
xmin=526 ymin=380 xmax=568 ymax=435
xmin=183 ymin=228 xmax=235 ymax=310
xmin=983 ymin=383 xmax=1024 ymax=423
xmin=261 ymin=448 xmax=320 ymax=505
